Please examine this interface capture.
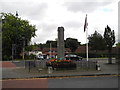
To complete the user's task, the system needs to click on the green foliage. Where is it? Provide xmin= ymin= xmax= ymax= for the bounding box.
xmin=104 ymin=25 xmax=115 ymax=64
xmin=35 ymin=38 xmax=80 ymax=53
xmin=25 ymin=45 xmax=36 ymax=51
xmin=3 ymin=55 xmax=12 ymax=61
xmin=36 ymin=40 xmax=57 ymax=48
xmin=25 ymin=54 xmax=36 ymax=60
xmin=45 ymin=40 xmax=57 ymax=48
xmin=65 ymin=38 xmax=80 ymax=52
xmin=1 ymin=13 xmax=37 ymax=60
xmin=37 ymin=43 xmax=44 ymax=50
xmin=88 ymin=31 xmax=105 ymax=52
xmin=104 ymin=25 xmax=115 ymax=50
xmin=116 ymin=42 xmax=120 ymax=47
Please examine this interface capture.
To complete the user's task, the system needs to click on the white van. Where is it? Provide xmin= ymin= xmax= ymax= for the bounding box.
xmin=36 ymin=54 xmax=47 ymax=60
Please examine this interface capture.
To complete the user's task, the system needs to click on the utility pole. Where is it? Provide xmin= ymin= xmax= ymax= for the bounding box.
xmin=50 ymin=43 xmax=52 ymax=59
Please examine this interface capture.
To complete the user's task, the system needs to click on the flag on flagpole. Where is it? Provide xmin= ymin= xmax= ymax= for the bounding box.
xmin=84 ymin=14 xmax=88 ymax=32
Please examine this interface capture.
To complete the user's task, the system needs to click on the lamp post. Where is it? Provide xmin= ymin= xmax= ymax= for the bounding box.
xmin=22 ymin=36 xmax=25 ymax=68
xmin=12 ymin=11 xmax=18 ymax=62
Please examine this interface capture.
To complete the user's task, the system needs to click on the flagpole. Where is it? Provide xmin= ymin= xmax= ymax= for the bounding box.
xmin=86 ymin=27 xmax=88 ymax=61
xmin=84 ymin=14 xmax=88 ymax=61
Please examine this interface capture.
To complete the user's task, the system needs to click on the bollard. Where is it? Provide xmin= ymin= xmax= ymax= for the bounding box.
xmin=96 ymin=63 xmax=101 ymax=71
xmin=97 ymin=64 xmax=101 ymax=71
xmin=48 ymin=66 xmax=53 ymax=74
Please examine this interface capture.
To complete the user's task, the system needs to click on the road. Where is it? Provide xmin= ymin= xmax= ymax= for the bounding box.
xmin=2 ymin=76 xmax=118 ymax=88
xmin=2 ymin=78 xmax=48 ymax=88
xmin=48 ymin=76 xmax=118 ymax=88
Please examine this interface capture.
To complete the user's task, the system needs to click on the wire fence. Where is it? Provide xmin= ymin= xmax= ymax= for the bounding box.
xmin=75 ymin=61 xmax=97 ymax=69
xmin=25 ymin=59 xmax=97 ymax=72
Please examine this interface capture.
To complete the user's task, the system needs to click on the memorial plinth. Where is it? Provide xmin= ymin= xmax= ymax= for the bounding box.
xmin=57 ymin=27 xmax=65 ymax=60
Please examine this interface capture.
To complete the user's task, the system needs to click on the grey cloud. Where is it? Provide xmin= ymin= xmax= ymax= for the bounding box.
xmin=63 ymin=0 xmax=115 ymax=13
xmin=25 ymin=3 xmax=48 ymax=20
xmin=0 ymin=1 xmax=48 ymax=20
xmin=33 ymin=23 xmax=58 ymax=43
xmin=118 ymin=1 xmax=120 ymax=42
xmin=32 ymin=33 xmax=49 ymax=44
xmin=41 ymin=23 xmax=58 ymax=32
xmin=63 ymin=21 xmax=82 ymax=29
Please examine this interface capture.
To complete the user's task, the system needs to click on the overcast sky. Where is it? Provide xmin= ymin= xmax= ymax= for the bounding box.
xmin=0 ymin=0 xmax=119 ymax=44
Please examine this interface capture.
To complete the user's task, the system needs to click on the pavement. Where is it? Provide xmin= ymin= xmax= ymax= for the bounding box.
xmin=1 ymin=58 xmax=119 ymax=79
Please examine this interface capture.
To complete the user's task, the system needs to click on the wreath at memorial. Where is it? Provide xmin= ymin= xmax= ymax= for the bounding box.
xmin=46 ymin=59 xmax=76 ymax=69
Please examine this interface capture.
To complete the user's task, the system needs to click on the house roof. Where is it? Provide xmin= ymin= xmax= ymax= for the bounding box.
xmin=75 ymin=45 xmax=117 ymax=54
xmin=33 ymin=47 xmax=71 ymax=54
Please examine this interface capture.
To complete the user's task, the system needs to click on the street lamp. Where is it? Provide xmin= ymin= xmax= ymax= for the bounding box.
xmin=12 ymin=11 xmax=18 ymax=62
xmin=16 ymin=11 xmax=18 ymax=17
xmin=22 ymin=36 xmax=25 ymax=68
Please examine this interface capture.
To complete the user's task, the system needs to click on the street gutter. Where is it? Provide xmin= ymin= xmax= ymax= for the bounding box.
xmin=2 ymin=74 xmax=119 ymax=80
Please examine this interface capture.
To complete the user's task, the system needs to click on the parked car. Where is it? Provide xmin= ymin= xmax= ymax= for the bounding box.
xmin=65 ymin=54 xmax=82 ymax=61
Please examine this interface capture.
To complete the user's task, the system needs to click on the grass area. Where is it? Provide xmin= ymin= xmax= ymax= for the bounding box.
xmin=11 ymin=59 xmax=36 ymax=61
xmin=82 ymin=57 xmax=116 ymax=60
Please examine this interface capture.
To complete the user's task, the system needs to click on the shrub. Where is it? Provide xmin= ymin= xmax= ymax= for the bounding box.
xmin=3 ymin=55 xmax=11 ymax=61
xmin=25 ymin=54 xmax=36 ymax=60
xmin=46 ymin=59 xmax=76 ymax=69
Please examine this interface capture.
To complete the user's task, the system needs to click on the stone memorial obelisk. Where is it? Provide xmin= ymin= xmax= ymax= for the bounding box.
xmin=57 ymin=27 xmax=65 ymax=60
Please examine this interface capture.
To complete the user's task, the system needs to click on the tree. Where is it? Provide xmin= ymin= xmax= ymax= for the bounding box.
xmin=45 ymin=40 xmax=57 ymax=48
xmin=25 ymin=45 xmax=36 ymax=51
xmin=1 ymin=13 xmax=37 ymax=60
xmin=116 ymin=42 xmax=120 ymax=47
xmin=104 ymin=25 xmax=115 ymax=64
xmin=37 ymin=43 xmax=44 ymax=50
xmin=88 ymin=31 xmax=105 ymax=53
xmin=65 ymin=38 xmax=80 ymax=52
xmin=33 ymin=38 xmax=80 ymax=53
xmin=115 ymin=42 xmax=120 ymax=63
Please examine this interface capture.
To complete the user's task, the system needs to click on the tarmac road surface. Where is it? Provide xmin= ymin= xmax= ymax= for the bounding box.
xmin=2 ymin=75 xmax=118 ymax=88
xmin=48 ymin=76 xmax=118 ymax=88
xmin=2 ymin=78 xmax=48 ymax=88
